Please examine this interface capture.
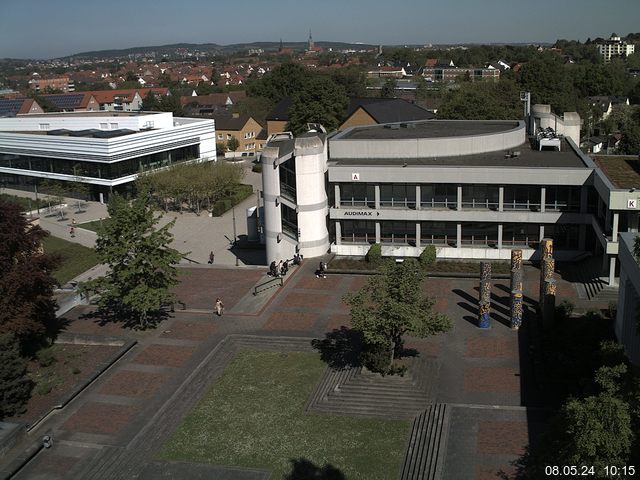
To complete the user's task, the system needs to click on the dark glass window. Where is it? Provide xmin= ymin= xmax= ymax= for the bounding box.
xmin=420 ymin=221 xmax=457 ymax=245
xmin=461 ymin=185 xmax=499 ymax=210
xmin=421 ymin=184 xmax=456 ymax=208
xmin=341 ymin=220 xmax=376 ymax=244
xmin=281 ymin=204 xmax=298 ymax=239
xmin=340 ymin=183 xmax=375 ymax=207
xmin=503 ymin=186 xmax=541 ymax=211
xmin=502 ymin=223 xmax=540 ymax=246
xmin=381 ymin=221 xmax=416 ymax=245
xmin=461 ymin=223 xmax=498 ymax=246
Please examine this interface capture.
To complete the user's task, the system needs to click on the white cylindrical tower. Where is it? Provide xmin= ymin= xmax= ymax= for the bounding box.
xmin=294 ymin=135 xmax=329 ymax=258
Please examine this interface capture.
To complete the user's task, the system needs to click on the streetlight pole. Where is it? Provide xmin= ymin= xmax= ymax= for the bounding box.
xmin=232 ymin=205 xmax=238 ymax=266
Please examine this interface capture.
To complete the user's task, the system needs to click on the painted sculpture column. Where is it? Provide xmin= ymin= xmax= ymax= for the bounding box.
xmin=539 ymin=238 xmax=555 ymax=328
xmin=478 ymin=261 xmax=492 ymax=329
xmin=510 ymin=249 xmax=524 ymax=329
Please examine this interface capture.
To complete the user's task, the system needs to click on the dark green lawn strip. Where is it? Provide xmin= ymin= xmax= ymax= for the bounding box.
xmin=161 ymin=351 xmax=409 ymax=479
xmin=42 ymin=236 xmax=100 ymax=284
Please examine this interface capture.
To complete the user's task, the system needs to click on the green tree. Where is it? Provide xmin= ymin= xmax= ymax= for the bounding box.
xmin=0 ymin=200 xmax=59 ymax=353
xmin=226 ymin=136 xmax=240 ymax=152
xmin=438 ymin=80 xmax=522 ymax=120
xmin=0 ymin=333 xmax=33 ymax=420
xmin=380 ymin=77 xmax=396 ymax=98
xmin=83 ymin=192 xmax=182 ymax=328
xmin=287 ymin=76 xmax=348 ymax=134
xmin=619 ymin=125 xmax=640 ymax=155
xmin=141 ymin=91 xmax=160 ymax=111
xmin=343 ymin=259 xmax=451 ymax=368
xmin=516 ymin=55 xmax=578 ymax=113
xmin=247 ymin=63 xmax=308 ymax=103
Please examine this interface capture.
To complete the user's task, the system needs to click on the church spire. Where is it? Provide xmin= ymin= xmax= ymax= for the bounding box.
xmin=308 ymin=29 xmax=314 ymax=51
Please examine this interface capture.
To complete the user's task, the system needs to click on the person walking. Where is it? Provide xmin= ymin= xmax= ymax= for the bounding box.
xmin=316 ymin=261 xmax=326 ymax=278
xmin=69 ymin=226 xmax=75 ymax=238
xmin=215 ymin=298 xmax=224 ymax=316
xmin=208 ymin=251 xmax=215 ymax=264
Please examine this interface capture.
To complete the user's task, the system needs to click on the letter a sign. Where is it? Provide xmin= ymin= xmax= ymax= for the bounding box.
xmin=629 ymin=199 xmax=637 ymax=209
xmin=352 ymin=173 xmax=360 ymax=181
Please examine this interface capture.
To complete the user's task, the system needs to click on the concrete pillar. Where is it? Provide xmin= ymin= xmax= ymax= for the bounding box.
xmin=609 ymin=256 xmax=616 ymax=287
xmin=542 ymin=278 xmax=557 ymax=330
xmin=479 ymin=261 xmax=492 ymax=329
xmin=510 ymin=290 xmax=523 ymax=330
xmin=540 ymin=186 xmax=546 ymax=213
xmin=375 ymin=222 xmax=381 ymax=244
xmin=539 ymin=238 xmax=554 ymax=316
xmin=498 ymin=186 xmax=504 ymax=212
xmin=375 ymin=185 xmax=380 ymax=210
xmin=580 ymin=186 xmax=588 ymax=213
xmin=457 ymin=185 xmax=463 ymax=211
xmin=579 ymin=224 xmax=587 ymax=251
xmin=539 ymin=225 xmax=545 ymax=242
xmin=335 ymin=221 xmax=342 ymax=245
xmin=415 ymin=222 xmax=421 ymax=248
xmin=456 ymin=223 xmax=462 ymax=248
xmin=497 ymin=224 xmax=503 ymax=250
xmin=612 ymin=212 xmax=619 ymax=240
xmin=416 ymin=185 xmax=421 ymax=210
xmin=334 ymin=184 xmax=341 ymax=209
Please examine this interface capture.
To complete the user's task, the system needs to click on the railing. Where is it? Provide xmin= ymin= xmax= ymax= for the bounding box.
xmin=502 ymin=201 xmax=541 ymax=211
xmin=253 ymin=276 xmax=283 ymax=295
xmin=420 ymin=199 xmax=457 ymax=209
xmin=461 ymin=200 xmax=499 ymax=210
xmin=340 ymin=234 xmax=376 ymax=244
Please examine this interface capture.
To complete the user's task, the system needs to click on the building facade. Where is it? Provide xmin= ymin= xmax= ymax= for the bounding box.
xmin=597 ymin=34 xmax=635 ymax=63
xmin=0 ymin=111 xmax=216 ymax=201
xmin=261 ymin=106 xmax=640 ymax=286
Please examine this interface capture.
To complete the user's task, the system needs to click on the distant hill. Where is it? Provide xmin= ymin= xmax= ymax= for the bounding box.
xmin=70 ymin=41 xmax=379 ymax=59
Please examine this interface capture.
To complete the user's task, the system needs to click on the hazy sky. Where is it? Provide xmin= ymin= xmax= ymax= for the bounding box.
xmin=1 ymin=0 xmax=639 ymax=59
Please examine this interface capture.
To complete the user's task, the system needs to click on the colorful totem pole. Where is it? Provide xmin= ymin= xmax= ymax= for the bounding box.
xmin=539 ymin=238 xmax=556 ymax=329
xmin=510 ymin=249 xmax=524 ymax=330
xmin=478 ymin=261 xmax=492 ymax=329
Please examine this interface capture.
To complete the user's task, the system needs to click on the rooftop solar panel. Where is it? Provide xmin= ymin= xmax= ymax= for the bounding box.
xmin=0 ymin=98 xmax=26 ymax=116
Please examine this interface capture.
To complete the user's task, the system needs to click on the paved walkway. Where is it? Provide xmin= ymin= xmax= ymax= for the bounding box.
xmin=2 ymin=259 xmax=611 ymax=479
xmin=4 ymin=163 xmax=265 ymax=268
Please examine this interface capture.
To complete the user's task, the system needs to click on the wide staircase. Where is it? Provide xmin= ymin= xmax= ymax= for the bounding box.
xmin=557 ymin=255 xmax=617 ymax=303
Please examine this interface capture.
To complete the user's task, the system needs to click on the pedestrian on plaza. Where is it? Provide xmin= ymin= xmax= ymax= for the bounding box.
xmin=208 ymin=251 xmax=215 ymax=264
xmin=69 ymin=226 xmax=75 ymax=238
xmin=316 ymin=261 xmax=326 ymax=278
xmin=277 ymin=260 xmax=283 ymax=276
xmin=71 ymin=218 xmax=77 ymax=226
xmin=281 ymin=260 xmax=289 ymax=276
xmin=215 ymin=298 xmax=224 ymax=316
xmin=269 ymin=260 xmax=277 ymax=276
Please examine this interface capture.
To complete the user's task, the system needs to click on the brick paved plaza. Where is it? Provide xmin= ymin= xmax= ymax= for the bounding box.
xmin=6 ymin=261 xmax=583 ymax=479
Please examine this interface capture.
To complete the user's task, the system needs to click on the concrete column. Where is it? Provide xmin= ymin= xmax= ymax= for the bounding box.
xmin=335 ymin=221 xmax=341 ymax=245
xmin=415 ymin=222 xmax=421 ymax=248
xmin=498 ymin=186 xmax=504 ymax=212
xmin=539 ymin=225 xmax=545 ymax=242
xmin=416 ymin=185 xmax=421 ymax=210
xmin=456 ymin=223 xmax=462 ymax=248
xmin=457 ymin=185 xmax=463 ymax=210
xmin=334 ymin=184 xmax=341 ymax=209
xmin=579 ymin=224 xmax=586 ymax=251
xmin=375 ymin=185 xmax=380 ymax=210
xmin=540 ymin=186 xmax=546 ymax=213
xmin=580 ymin=186 xmax=588 ymax=213
xmin=375 ymin=222 xmax=381 ymax=243
xmin=478 ymin=262 xmax=492 ymax=329
xmin=612 ymin=212 xmax=619 ymax=240
xmin=609 ymin=256 xmax=616 ymax=287
xmin=497 ymin=224 xmax=503 ymax=250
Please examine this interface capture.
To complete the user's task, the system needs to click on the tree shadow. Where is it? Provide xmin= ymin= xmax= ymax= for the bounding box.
xmin=283 ymin=458 xmax=346 ymax=480
xmin=79 ymin=304 xmax=171 ymax=330
xmin=311 ymin=327 xmax=363 ymax=369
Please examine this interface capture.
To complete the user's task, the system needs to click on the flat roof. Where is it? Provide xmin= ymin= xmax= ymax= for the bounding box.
xmin=593 ymin=155 xmax=640 ymax=189
xmin=11 ymin=111 xmax=155 ymax=118
xmin=337 ymin=120 xmax=520 ymax=140
xmin=330 ymin=138 xmax=588 ymax=169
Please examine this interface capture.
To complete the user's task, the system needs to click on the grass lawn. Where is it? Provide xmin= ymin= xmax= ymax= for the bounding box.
xmin=42 ymin=236 xmax=100 ymax=284
xmin=161 ymin=351 xmax=409 ymax=479
xmin=78 ymin=218 xmax=109 ymax=233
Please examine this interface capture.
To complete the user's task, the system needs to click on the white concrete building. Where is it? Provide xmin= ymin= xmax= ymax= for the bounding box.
xmin=0 ymin=111 xmax=216 ymax=200
xmin=597 ymin=34 xmax=635 ymax=63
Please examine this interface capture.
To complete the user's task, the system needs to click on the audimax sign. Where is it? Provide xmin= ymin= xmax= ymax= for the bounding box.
xmin=342 ymin=211 xmax=380 ymax=217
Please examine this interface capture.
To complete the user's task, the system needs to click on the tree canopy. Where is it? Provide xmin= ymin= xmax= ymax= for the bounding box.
xmin=343 ymin=258 xmax=451 ymax=367
xmin=438 ymin=80 xmax=522 ymax=120
xmin=287 ymin=76 xmax=348 ymax=134
xmin=0 ymin=333 xmax=33 ymax=420
xmin=83 ymin=192 xmax=182 ymax=328
xmin=0 ymin=199 xmax=58 ymax=353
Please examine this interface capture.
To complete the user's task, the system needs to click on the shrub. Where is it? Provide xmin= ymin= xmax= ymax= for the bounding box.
xmin=360 ymin=341 xmax=391 ymax=374
xmin=555 ymin=299 xmax=575 ymax=322
xmin=365 ymin=243 xmax=383 ymax=267
xmin=0 ymin=334 xmax=33 ymax=419
xmin=419 ymin=245 xmax=436 ymax=269
xmin=36 ymin=347 xmax=56 ymax=367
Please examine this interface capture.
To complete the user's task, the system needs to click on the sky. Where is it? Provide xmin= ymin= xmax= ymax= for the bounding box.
xmin=1 ymin=0 xmax=639 ymax=59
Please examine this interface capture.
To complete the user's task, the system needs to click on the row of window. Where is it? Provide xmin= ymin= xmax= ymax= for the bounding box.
xmin=0 ymin=145 xmax=200 ymax=180
xmin=339 ymin=220 xmax=580 ymax=248
xmin=338 ymin=183 xmax=584 ymax=212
